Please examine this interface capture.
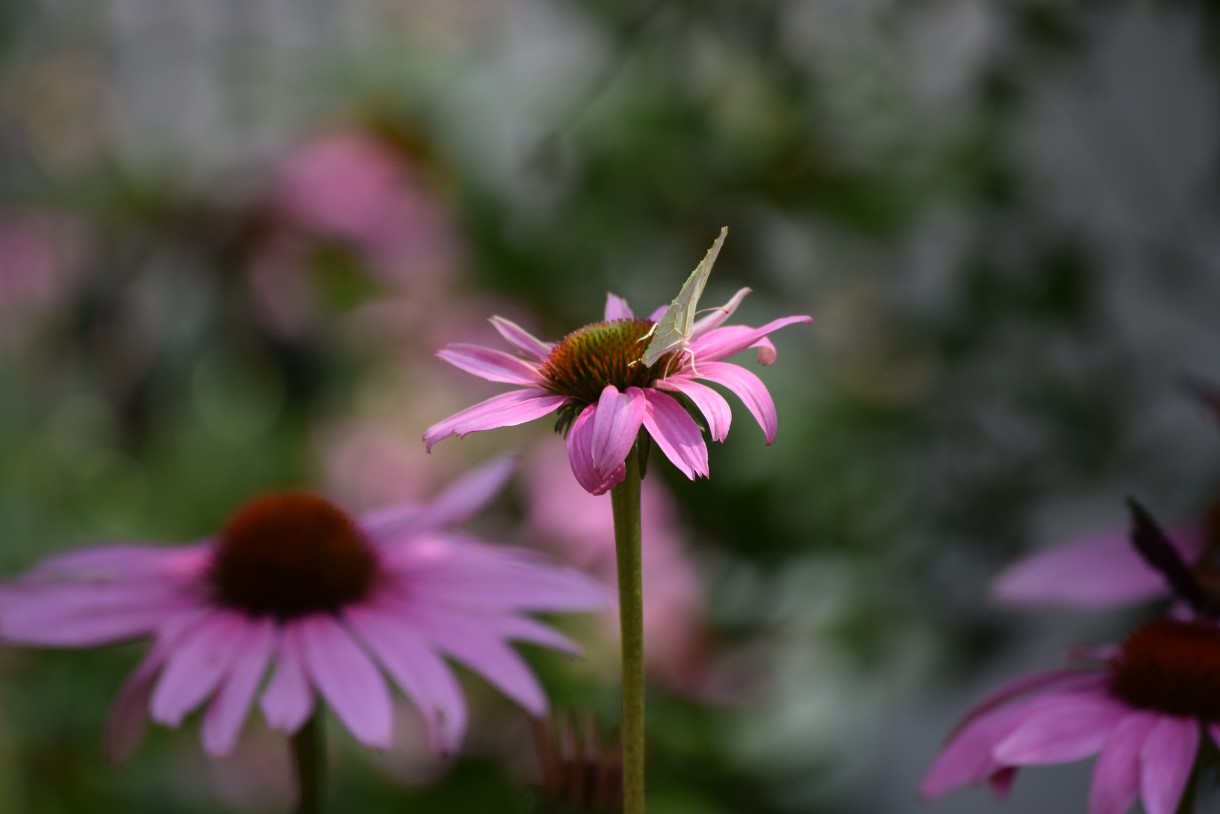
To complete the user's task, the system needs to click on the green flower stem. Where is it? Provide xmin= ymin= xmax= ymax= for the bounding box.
xmin=291 ymin=712 xmax=324 ymax=814
xmin=610 ymin=444 xmax=646 ymax=814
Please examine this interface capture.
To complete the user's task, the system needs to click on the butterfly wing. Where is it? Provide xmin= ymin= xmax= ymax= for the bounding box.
xmin=640 ymin=227 xmax=727 ymax=368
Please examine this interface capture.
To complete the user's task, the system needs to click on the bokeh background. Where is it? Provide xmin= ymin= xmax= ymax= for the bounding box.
xmin=2 ymin=0 xmax=1220 ymax=812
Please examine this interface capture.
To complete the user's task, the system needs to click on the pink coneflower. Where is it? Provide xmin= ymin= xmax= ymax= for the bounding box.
xmin=423 ymin=289 xmax=811 ymax=494
xmin=0 ymin=459 xmax=603 ymax=760
xmin=922 ymin=617 xmax=1218 ymax=814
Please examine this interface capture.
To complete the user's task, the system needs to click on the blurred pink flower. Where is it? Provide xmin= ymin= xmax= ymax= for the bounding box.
xmin=523 ymin=444 xmax=717 ymax=694
xmin=269 ymin=129 xmax=457 ymax=283
xmin=0 ymin=460 xmax=603 ymax=759
xmin=0 ymin=210 xmax=89 ymax=334
xmin=922 ymin=618 xmax=1216 ymax=814
xmin=423 ymin=290 xmax=811 ymax=494
xmin=248 ymin=128 xmax=459 ymax=337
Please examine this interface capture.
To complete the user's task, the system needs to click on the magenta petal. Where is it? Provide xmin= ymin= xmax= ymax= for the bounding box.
xmin=695 ymin=361 xmax=778 ymax=444
xmin=1140 ymin=716 xmax=1200 ymax=814
xmin=0 ymin=584 xmax=198 ymax=646
xmin=687 ymin=315 xmax=811 ymax=362
xmin=752 ymin=337 xmax=777 ymax=365
xmin=655 ymin=377 xmax=733 ymax=442
xmin=993 ymin=529 xmax=1205 ymax=607
xmin=423 ymin=389 xmax=567 ymax=451
xmin=401 ymin=552 xmax=606 ymax=612
xmin=494 ymin=616 xmax=581 ymax=655
xmin=421 ymin=609 xmax=549 ymax=716
xmin=566 ymin=404 xmax=625 ymax=495
xmin=949 ymin=670 xmax=1108 ymax=737
xmin=490 ymin=316 xmax=553 ymax=360
xmin=604 ymin=293 xmax=635 ymax=321
xmin=1089 ymin=711 xmax=1157 ymax=814
xmin=369 ymin=456 xmax=515 ymax=541
xmin=106 ymin=645 xmax=170 ymax=762
xmin=691 ymin=287 xmax=752 ymax=338
xmin=346 ymin=604 xmax=468 ymax=753
xmin=641 ymin=389 xmax=709 ymax=479
xmin=437 ymin=344 xmax=544 ymax=385
xmin=992 ymin=692 xmax=1126 ymax=764
xmin=921 ymin=695 xmax=1046 ymax=798
xmin=260 ymin=623 xmax=314 ymax=734
xmin=590 ymin=386 xmax=647 ymax=473
xmin=150 ymin=611 xmax=247 ymax=726
xmin=648 ymin=304 xmax=668 ymax=322
xmin=25 ymin=543 xmax=211 ymax=580
xmin=297 ymin=614 xmax=393 ymax=748
xmin=201 ymin=617 xmax=275 ymax=757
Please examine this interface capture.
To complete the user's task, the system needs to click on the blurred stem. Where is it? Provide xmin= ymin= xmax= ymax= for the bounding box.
xmin=610 ymin=443 xmax=645 ymax=814
xmin=291 ymin=712 xmax=324 ymax=814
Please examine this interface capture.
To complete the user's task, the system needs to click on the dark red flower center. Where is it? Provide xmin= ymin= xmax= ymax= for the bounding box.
xmin=1108 ymin=618 xmax=1220 ymax=720
xmin=539 ymin=318 xmax=667 ymax=405
xmin=209 ymin=492 xmax=378 ymax=619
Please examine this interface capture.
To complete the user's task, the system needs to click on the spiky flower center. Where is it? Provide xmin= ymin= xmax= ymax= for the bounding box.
xmin=540 ymin=319 xmax=664 ymax=405
xmin=1108 ymin=618 xmax=1220 ymax=720
xmin=209 ymin=492 xmax=378 ymax=619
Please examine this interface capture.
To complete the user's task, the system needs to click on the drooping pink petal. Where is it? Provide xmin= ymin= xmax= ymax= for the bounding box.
xmin=691 ymin=287 xmax=752 ymax=337
xmin=590 ymin=385 xmax=647 ymax=474
xmin=436 ymin=343 xmax=545 ymax=386
xmin=296 ymin=614 xmax=393 ymax=748
xmin=921 ymin=694 xmax=1048 ymax=798
xmin=694 ymin=361 xmax=778 ymax=444
xmin=641 ymin=390 xmax=709 ymax=480
xmin=106 ymin=645 xmax=172 ymax=762
xmin=201 ymin=617 xmax=275 ymax=757
xmin=24 ymin=543 xmax=212 ymax=581
xmin=648 ymin=304 xmax=668 ymax=322
xmin=345 ymin=603 xmax=468 ymax=753
xmin=1140 ymin=716 xmax=1200 ymax=814
xmin=104 ymin=611 xmax=212 ymax=761
xmin=388 ymin=548 xmax=606 ymax=612
xmin=992 ymin=692 xmax=1126 ymax=764
xmin=687 ymin=315 xmax=811 ymax=363
xmin=1209 ymin=722 xmax=1220 ymax=751
xmin=416 ymin=607 xmax=549 ymax=716
xmin=150 ymin=610 xmax=249 ymax=726
xmin=655 ymin=377 xmax=733 ymax=442
xmin=947 ymin=670 xmax=1108 ymax=738
xmin=0 ymin=583 xmax=200 ymax=646
xmin=604 ymin=293 xmax=634 ymax=321
xmin=566 ymin=404 xmax=625 ymax=495
xmin=491 ymin=615 xmax=581 ymax=655
xmin=992 ymin=528 xmax=1205 ymax=607
xmin=752 ymin=337 xmax=777 ymax=365
xmin=1088 ymin=711 xmax=1157 ymax=814
xmin=366 ymin=456 xmax=516 ymax=542
xmin=423 ymin=389 xmax=567 ymax=451
xmin=260 ymin=623 xmax=314 ymax=734
xmin=490 ymin=316 xmax=553 ymax=360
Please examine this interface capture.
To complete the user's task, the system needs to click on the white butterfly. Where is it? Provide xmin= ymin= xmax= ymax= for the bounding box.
xmin=638 ymin=226 xmax=728 ymax=374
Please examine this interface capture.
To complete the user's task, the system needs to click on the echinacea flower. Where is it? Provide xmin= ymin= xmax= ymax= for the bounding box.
xmin=423 ymin=288 xmax=811 ymax=494
xmin=922 ymin=617 xmax=1219 ymax=814
xmin=0 ymin=459 xmax=603 ymax=759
